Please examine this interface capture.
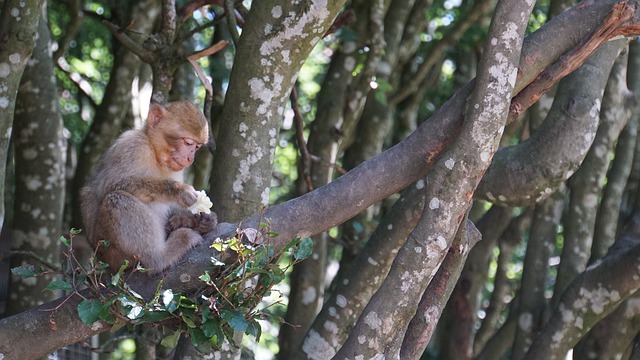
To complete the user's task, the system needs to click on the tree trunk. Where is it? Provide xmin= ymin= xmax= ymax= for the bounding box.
xmin=7 ymin=6 xmax=66 ymax=315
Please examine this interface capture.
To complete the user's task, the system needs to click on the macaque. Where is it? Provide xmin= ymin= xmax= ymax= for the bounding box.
xmin=80 ymin=100 xmax=217 ymax=273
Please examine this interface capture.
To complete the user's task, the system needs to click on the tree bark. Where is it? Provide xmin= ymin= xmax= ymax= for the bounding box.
xmin=523 ymin=215 xmax=640 ymax=360
xmin=8 ymin=6 xmax=67 ymax=315
xmin=0 ymin=0 xmax=41 ymax=231
xmin=552 ymin=40 xmax=627 ymax=306
xmin=334 ymin=0 xmax=533 ymax=357
xmin=209 ymin=0 xmax=346 ymax=222
xmin=279 ymin=5 xmax=371 ymax=356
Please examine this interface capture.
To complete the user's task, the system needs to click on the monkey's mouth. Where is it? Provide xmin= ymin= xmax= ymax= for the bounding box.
xmin=170 ymin=158 xmax=189 ymax=171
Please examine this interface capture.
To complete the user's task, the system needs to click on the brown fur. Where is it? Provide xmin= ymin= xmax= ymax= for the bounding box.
xmin=80 ymin=100 xmax=217 ymax=273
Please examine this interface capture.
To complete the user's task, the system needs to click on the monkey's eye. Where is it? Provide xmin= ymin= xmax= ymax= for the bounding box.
xmin=183 ymin=138 xmax=195 ymax=146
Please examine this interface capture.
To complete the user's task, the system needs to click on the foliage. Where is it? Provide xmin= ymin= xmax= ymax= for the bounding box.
xmin=11 ymin=228 xmax=313 ymax=354
xmin=49 ymin=2 xmax=114 ymax=145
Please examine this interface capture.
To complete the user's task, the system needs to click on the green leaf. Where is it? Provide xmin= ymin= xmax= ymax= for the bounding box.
xmin=252 ymin=245 xmax=275 ymax=267
xmin=245 ymin=319 xmax=262 ymax=341
xmin=111 ymin=260 xmax=129 ymax=286
xmin=189 ymin=327 xmax=212 ymax=353
xmin=94 ymin=261 xmax=110 ymax=271
xmin=160 ymin=329 xmax=182 ymax=349
xmin=211 ymin=241 xmax=225 ymax=252
xmin=265 ymin=265 xmax=285 ymax=283
xmin=126 ymin=305 xmax=144 ymax=320
xmin=44 ymin=281 xmax=73 ymax=292
xmin=228 ymin=238 xmax=242 ymax=252
xmin=140 ymin=310 xmax=172 ymax=323
xmin=162 ymin=289 xmax=179 ymax=312
xmin=221 ymin=309 xmax=248 ymax=333
xmin=117 ymin=294 xmax=144 ymax=320
xmin=179 ymin=296 xmax=196 ymax=309
xmin=182 ymin=313 xmax=197 ymax=328
xmin=69 ymin=228 xmax=82 ymax=235
xmin=260 ymin=310 xmax=284 ymax=324
xmin=77 ymin=299 xmax=104 ymax=326
xmin=201 ymin=317 xmax=223 ymax=338
xmin=59 ymin=235 xmax=70 ymax=247
xmin=374 ymin=88 xmax=388 ymax=106
xmin=282 ymin=237 xmax=300 ymax=253
xmin=222 ymin=325 xmax=237 ymax=347
xmin=200 ymin=318 xmax=224 ymax=349
xmin=293 ymin=238 xmax=313 ymax=260
xmin=11 ymin=264 xmax=46 ymax=278
xmin=199 ymin=271 xmax=211 ymax=282
xmin=201 ymin=306 xmax=211 ymax=322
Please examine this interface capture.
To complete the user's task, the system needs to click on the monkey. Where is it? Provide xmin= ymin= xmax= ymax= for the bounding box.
xmin=80 ymin=100 xmax=217 ymax=273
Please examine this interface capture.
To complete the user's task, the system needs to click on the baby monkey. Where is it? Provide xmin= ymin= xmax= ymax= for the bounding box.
xmin=80 ymin=100 xmax=217 ymax=273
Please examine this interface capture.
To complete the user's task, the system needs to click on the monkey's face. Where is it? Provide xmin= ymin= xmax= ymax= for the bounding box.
xmin=168 ymin=137 xmax=203 ymax=171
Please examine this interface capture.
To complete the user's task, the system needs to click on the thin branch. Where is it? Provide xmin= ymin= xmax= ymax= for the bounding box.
xmin=162 ymin=0 xmax=178 ymax=42
xmin=508 ymin=1 xmax=636 ymax=123
xmin=6 ymin=250 xmax=60 ymax=272
xmin=290 ymin=87 xmax=314 ymax=191
xmin=179 ymin=17 xmax=222 ymax=43
xmin=179 ymin=0 xmax=223 ymax=20
xmin=224 ymin=0 xmax=240 ymax=45
xmin=189 ymin=40 xmax=229 ymax=59
xmin=102 ymin=20 xmax=155 ymax=63
xmin=309 ymin=154 xmax=347 ymax=175
xmin=187 ymin=40 xmax=229 ymax=96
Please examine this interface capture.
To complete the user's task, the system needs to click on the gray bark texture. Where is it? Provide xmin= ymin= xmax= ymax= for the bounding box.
xmin=8 ymin=6 xmax=67 ymax=315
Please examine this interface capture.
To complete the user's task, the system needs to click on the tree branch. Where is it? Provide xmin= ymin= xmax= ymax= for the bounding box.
xmin=523 ymin=214 xmax=640 ymax=359
xmin=102 ymin=20 xmax=155 ymax=63
xmin=508 ymin=1 xmax=636 ymax=123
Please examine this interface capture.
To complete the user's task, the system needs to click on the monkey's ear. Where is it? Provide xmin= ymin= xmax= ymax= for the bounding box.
xmin=147 ymin=103 xmax=168 ymax=128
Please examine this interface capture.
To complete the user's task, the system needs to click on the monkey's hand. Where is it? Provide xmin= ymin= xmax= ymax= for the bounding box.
xmin=177 ymin=185 xmax=198 ymax=208
xmin=193 ymin=212 xmax=217 ymax=234
xmin=166 ymin=212 xmax=217 ymax=235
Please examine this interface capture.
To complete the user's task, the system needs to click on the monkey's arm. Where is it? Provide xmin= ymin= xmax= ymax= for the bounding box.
xmin=111 ymin=177 xmax=196 ymax=206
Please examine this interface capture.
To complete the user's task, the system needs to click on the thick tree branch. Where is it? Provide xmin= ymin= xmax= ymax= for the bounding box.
xmin=400 ymin=219 xmax=481 ymax=359
xmin=334 ymin=0 xmax=533 ymax=357
xmin=477 ymin=40 xmax=624 ymax=206
xmin=523 ymin=215 xmax=640 ymax=360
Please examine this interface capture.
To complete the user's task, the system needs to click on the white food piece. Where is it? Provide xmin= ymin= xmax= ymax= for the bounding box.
xmin=189 ymin=190 xmax=213 ymax=214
